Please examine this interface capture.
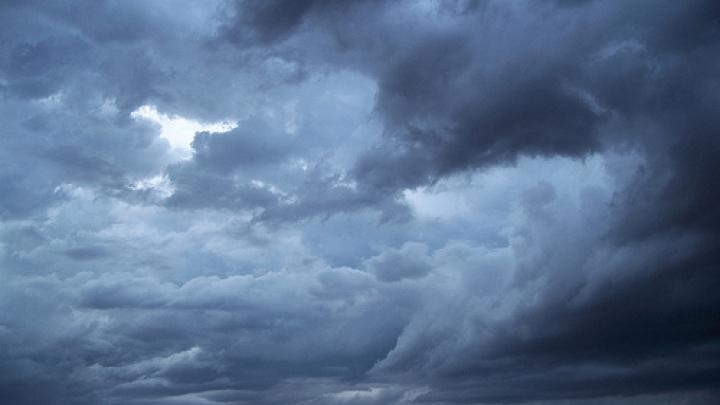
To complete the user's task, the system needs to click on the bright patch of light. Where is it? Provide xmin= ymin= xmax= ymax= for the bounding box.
xmin=249 ymin=179 xmax=292 ymax=202
xmin=329 ymin=387 xmax=384 ymax=401
xmin=129 ymin=175 xmax=175 ymax=199
xmin=131 ymin=105 xmax=237 ymax=156
xmin=38 ymin=91 xmax=65 ymax=109
xmin=404 ymin=186 xmax=472 ymax=219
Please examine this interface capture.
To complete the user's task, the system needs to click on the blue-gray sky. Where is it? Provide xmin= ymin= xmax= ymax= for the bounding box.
xmin=1 ymin=1 xmax=719 ymax=404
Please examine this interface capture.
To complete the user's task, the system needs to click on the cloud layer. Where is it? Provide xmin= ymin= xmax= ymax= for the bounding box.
xmin=1 ymin=1 xmax=719 ymax=404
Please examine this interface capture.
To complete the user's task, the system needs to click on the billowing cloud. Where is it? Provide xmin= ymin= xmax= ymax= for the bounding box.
xmin=0 ymin=1 xmax=719 ymax=404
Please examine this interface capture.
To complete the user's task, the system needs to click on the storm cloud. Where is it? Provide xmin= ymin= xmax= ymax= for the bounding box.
xmin=1 ymin=1 xmax=719 ymax=404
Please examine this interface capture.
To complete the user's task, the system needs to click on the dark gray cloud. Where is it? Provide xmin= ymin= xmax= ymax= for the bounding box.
xmin=0 ymin=0 xmax=719 ymax=404
xmin=221 ymin=0 xmax=319 ymax=45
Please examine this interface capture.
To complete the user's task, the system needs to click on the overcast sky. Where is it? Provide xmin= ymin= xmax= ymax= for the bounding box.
xmin=1 ymin=1 xmax=719 ymax=404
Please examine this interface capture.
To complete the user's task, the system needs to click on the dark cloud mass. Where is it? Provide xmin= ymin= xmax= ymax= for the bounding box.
xmin=0 ymin=0 xmax=719 ymax=404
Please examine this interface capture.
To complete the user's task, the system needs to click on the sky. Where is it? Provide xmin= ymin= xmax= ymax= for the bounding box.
xmin=0 ymin=1 xmax=719 ymax=404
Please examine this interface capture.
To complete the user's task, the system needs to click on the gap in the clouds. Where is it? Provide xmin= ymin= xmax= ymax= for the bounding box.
xmin=131 ymin=105 xmax=237 ymax=159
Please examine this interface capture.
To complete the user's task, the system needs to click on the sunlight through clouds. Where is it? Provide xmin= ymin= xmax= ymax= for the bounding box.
xmin=131 ymin=104 xmax=237 ymax=158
